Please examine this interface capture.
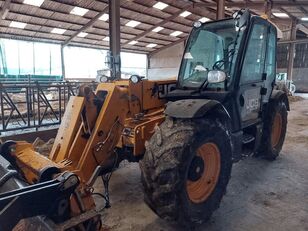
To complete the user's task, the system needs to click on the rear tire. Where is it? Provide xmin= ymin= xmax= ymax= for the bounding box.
xmin=140 ymin=117 xmax=232 ymax=227
xmin=256 ymin=100 xmax=288 ymax=160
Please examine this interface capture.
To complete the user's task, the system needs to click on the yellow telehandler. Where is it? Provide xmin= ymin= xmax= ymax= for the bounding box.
xmin=0 ymin=10 xmax=288 ymax=230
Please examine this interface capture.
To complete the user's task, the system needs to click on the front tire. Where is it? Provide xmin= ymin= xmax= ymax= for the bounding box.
xmin=140 ymin=117 xmax=232 ymax=227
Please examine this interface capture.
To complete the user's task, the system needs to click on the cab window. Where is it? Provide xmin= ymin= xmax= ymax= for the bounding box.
xmin=241 ymin=23 xmax=267 ymax=84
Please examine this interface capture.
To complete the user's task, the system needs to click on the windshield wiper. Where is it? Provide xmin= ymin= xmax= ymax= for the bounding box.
xmin=190 ymin=78 xmax=209 ymax=95
xmin=198 ymin=78 xmax=209 ymax=92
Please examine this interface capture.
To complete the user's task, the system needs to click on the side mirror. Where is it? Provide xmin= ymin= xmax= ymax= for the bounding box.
xmin=233 ymin=9 xmax=251 ymax=31
xmin=208 ymin=70 xmax=226 ymax=83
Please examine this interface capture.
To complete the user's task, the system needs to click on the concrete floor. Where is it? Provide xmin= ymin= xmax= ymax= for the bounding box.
xmin=94 ymin=98 xmax=308 ymax=231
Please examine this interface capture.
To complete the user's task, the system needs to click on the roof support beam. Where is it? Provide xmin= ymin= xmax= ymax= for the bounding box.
xmin=63 ymin=0 xmax=137 ymax=47
xmin=1 ymin=8 xmax=177 ymax=43
xmin=122 ymin=5 xmax=192 ymax=46
xmin=196 ymin=1 xmax=308 ymax=9
xmin=297 ymin=24 xmax=308 ymax=35
xmin=62 ymin=6 xmax=109 ymax=46
xmin=0 ymin=0 xmax=11 ymax=20
xmin=216 ymin=0 xmax=225 ymax=20
xmin=122 ymin=0 xmax=220 ymax=47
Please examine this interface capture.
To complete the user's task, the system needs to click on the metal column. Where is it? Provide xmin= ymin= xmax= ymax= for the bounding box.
xmin=109 ymin=0 xmax=121 ymax=79
xmin=216 ymin=0 xmax=225 ymax=20
xmin=60 ymin=45 xmax=66 ymax=79
xmin=287 ymin=19 xmax=297 ymax=81
xmin=265 ymin=0 xmax=272 ymax=19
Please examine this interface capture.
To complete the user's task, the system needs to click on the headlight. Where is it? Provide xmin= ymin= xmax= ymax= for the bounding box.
xmin=130 ymin=75 xmax=141 ymax=84
xmin=100 ymin=76 xmax=108 ymax=83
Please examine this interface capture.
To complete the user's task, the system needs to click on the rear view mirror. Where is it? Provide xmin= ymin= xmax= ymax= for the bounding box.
xmin=208 ymin=71 xmax=226 ymax=83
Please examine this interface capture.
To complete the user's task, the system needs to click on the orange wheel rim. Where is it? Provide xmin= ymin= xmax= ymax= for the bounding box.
xmin=186 ymin=143 xmax=221 ymax=203
xmin=271 ymin=112 xmax=282 ymax=148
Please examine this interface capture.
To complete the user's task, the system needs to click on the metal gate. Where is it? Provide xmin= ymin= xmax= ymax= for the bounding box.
xmin=0 ymin=81 xmax=97 ymax=134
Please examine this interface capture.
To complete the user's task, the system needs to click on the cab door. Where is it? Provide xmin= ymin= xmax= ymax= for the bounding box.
xmin=238 ymin=21 xmax=268 ymax=127
xmin=262 ymin=26 xmax=277 ymax=103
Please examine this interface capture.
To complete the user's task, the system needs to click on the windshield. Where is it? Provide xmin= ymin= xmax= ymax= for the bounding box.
xmin=178 ymin=19 xmax=242 ymax=89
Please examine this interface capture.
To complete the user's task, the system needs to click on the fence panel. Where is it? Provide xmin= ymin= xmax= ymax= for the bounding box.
xmin=0 ymin=81 xmax=97 ymax=134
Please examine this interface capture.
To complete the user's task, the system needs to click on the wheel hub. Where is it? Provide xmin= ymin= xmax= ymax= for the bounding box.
xmin=188 ymin=156 xmax=205 ymax=182
xmin=186 ymin=142 xmax=221 ymax=203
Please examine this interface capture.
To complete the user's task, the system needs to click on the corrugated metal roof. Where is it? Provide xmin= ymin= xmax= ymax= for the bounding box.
xmin=0 ymin=0 xmax=307 ymax=54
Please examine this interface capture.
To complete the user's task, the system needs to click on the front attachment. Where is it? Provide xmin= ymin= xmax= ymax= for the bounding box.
xmin=0 ymin=155 xmax=79 ymax=231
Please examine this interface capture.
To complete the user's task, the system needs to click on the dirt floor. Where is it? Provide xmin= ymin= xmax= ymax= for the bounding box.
xmin=93 ymin=98 xmax=308 ymax=231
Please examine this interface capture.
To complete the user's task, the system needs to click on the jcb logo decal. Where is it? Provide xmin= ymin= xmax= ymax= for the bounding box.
xmin=246 ymin=98 xmax=260 ymax=112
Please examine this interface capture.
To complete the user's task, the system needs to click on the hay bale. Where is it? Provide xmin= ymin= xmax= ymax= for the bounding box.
xmin=33 ymin=138 xmax=55 ymax=156
xmin=288 ymin=95 xmax=304 ymax=103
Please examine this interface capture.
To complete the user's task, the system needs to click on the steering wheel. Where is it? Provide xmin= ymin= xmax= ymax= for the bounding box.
xmin=212 ymin=60 xmax=225 ymax=70
xmin=212 ymin=39 xmax=237 ymax=71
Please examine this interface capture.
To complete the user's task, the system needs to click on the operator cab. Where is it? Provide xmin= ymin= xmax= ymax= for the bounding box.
xmin=167 ymin=10 xmax=278 ymax=131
